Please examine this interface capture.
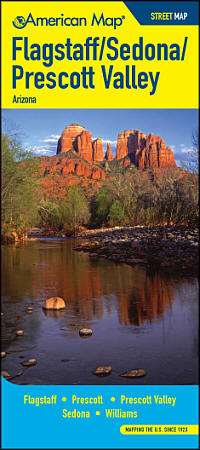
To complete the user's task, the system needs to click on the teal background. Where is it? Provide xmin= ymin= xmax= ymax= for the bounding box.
xmin=1 ymin=378 xmax=199 ymax=449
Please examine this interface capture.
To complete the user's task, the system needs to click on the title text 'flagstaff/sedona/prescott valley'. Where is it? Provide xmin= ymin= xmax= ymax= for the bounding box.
xmin=12 ymin=36 xmax=188 ymax=94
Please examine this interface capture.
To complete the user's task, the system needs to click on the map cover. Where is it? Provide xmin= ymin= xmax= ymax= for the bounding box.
xmin=1 ymin=1 xmax=199 ymax=449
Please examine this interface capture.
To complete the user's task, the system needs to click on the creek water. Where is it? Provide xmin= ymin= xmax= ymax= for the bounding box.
xmin=1 ymin=238 xmax=198 ymax=385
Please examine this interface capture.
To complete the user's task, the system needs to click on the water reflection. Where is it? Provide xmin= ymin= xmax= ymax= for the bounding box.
xmin=118 ymin=273 xmax=174 ymax=326
xmin=1 ymin=239 xmax=198 ymax=385
xmin=2 ymin=240 xmax=175 ymax=326
xmin=43 ymin=309 xmax=65 ymax=319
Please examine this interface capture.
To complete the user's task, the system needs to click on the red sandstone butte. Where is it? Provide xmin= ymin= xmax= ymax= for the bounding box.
xmin=116 ymin=130 xmax=176 ymax=168
xmin=92 ymin=137 xmax=104 ymax=161
xmin=57 ymin=124 xmax=103 ymax=163
xmin=57 ymin=123 xmax=95 ymax=162
xmin=105 ymin=143 xmax=114 ymax=161
xmin=38 ymin=124 xmax=178 ymax=200
xmin=57 ymin=123 xmax=85 ymax=154
xmin=76 ymin=130 xmax=93 ymax=162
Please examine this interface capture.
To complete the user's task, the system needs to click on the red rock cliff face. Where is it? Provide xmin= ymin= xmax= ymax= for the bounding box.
xmin=57 ymin=124 xmax=85 ymax=154
xmin=116 ymin=130 xmax=176 ymax=168
xmin=105 ymin=143 xmax=114 ymax=161
xmin=116 ymin=130 xmax=147 ymax=161
xmin=92 ymin=137 xmax=103 ymax=161
xmin=38 ymin=124 xmax=179 ymax=201
xmin=135 ymin=134 xmax=176 ymax=169
xmin=77 ymin=130 xmax=93 ymax=162
xmin=57 ymin=124 xmax=95 ymax=162
xmin=39 ymin=153 xmax=107 ymax=200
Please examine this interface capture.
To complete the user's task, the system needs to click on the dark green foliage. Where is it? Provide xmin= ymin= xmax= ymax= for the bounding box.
xmin=62 ymin=186 xmax=90 ymax=234
xmin=2 ymin=132 xmax=198 ymax=238
xmin=108 ymin=200 xmax=125 ymax=226
xmin=90 ymin=169 xmax=198 ymax=227
xmin=38 ymin=186 xmax=90 ymax=235
xmin=38 ymin=202 xmax=62 ymax=230
xmin=90 ymin=188 xmax=112 ymax=226
xmin=1 ymin=133 xmax=41 ymax=236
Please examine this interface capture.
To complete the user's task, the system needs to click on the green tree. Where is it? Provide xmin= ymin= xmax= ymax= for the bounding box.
xmin=62 ymin=186 xmax=90 ymax=234
xmin=38 ymin=201 xmax=62 ymax=230
xmin=91 ymin=187 xmax=111 ymax=226
xmin=1 ymin=133 xmax=40 ymax=236
xmin=108 ymin=200 xmax=125 ymax=226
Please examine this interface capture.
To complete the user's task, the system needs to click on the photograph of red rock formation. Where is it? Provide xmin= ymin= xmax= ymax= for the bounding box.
xmin=1 ymin=109 xmax=198 ymax=386
xmin=116 ymin=130 xmax=176 ymax=167
xmin=38 ymin=122 xmax=178 ymax=200
xmin=57 ymin=123 xmax=176 ymax=166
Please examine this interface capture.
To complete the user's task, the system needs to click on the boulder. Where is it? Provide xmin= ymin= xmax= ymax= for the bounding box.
xmin=93 ymin=366 xmax=112 ymax=376
xmin=1 ymin=371 xmax=10 ymax=379
xmin=42 ymin=297 xmax=66 ymax=310
xmin=79 ymin=328 xmax=93 ymax=336
xmin=16 ymin=330 xmax=24 ymax=336
xmin=21 ymin=359 xmax=37 ymax=367
xmin=120 ymin=369 xmax=147 ymax=377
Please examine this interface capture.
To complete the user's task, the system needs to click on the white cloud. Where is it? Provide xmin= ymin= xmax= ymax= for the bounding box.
xmin=25 ymin=133 xmax=59 ymax=156
xmin=178 ymin=146 xmax=193 ymax=154
xmin=173 ymin=144 xmax=194 ymax=165
xmin=41 ymin=134 xmax=60 ymax=143
xmin=173 ymin=144 xmax=193 ymax=155
xmin=26 ymin=145 xmax=55 ymax=156
xmin=93 ymin=137 xmax=117 ymax=145
xmin=27 ymin=139 xmax=193 ymax=160
xmin=40 ymin=133 xmax=117 ymax=149
xmin=102 ymin=139 xmax=117 ymax=145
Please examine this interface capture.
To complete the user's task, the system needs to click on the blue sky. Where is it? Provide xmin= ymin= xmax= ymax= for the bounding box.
xmin=2 ymin=109 xmax=198 ymax=165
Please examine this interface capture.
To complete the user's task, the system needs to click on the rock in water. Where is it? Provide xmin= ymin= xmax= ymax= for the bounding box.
xmin=120 ymin=369 xmax=147 ymax=378
xmin=93 ymin=366 xmax=112 ymax=376
xmin=21 ymin=359 xmax=37 ymax=367
xmin=79 ymin=328 xmax=93 ymax=336
xmin=1 ymin=371 xmax=10 ymax=379
xmin=16 ymin=330 xmax=24 ymax=336
xmin=42 ymin=297 xmax=65 ymax=310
